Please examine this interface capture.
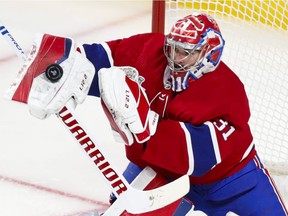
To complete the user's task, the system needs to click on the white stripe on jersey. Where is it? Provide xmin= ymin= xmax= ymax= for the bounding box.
xmin=180 ymin=122 xmax=195 ymax=175
xmin=204 ymin=121 xmax=222 ymax=164
xmin=101 ymin=42 xmax=114 ymax=65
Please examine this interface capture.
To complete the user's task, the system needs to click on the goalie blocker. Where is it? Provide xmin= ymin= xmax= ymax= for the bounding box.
xmin=99 ymin=66 xmax=159 ymax=146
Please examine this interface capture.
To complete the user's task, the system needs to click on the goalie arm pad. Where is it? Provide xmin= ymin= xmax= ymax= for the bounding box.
xmin=99 ymin=66 xmax=159 ymax=145
xmin=6 ymin=34 xmax=95 ymax=119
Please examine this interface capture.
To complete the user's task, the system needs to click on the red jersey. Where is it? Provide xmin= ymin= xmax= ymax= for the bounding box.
xmin=82 ymin=33 xmax=256 ymax=184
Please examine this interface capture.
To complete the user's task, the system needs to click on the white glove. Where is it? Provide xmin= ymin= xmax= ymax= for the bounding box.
xmin=6 ymin=33 xmax=95 ymax=119
xmin=99 ymin=66 xmax=159 ymax=145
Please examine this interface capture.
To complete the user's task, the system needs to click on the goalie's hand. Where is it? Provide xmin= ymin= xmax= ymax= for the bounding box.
xmin=15 ymin=34 xmax=95 ymax=119
xmin=99 ymin=66 xmax=159 ymax=145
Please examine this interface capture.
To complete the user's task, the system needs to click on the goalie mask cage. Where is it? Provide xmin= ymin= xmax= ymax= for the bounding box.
xmin=152 ymin=0 xmax=288 ymax=176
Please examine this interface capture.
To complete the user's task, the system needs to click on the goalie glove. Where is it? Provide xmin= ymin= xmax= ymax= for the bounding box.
xmin=5 ymin=33 xmax=95 ymax=119
xmin=99 ymin=66 xmax=159 ymax=145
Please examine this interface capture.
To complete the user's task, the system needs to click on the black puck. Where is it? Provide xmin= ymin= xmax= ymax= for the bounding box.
xmin=45 ymin=64 xmax=63 ymax=82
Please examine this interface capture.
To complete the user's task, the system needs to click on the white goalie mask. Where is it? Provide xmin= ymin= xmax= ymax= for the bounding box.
xmin=164 ymin=13 xmax=225 ymax=92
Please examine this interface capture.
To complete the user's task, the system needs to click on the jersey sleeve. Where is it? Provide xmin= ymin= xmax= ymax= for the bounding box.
xmin=138 ymin=117 xmax=253 ymax=179
xmin=140 ymin=119 xmax=221 ymax=177
xmin=80 ymin=42 xmax=114 ymax=97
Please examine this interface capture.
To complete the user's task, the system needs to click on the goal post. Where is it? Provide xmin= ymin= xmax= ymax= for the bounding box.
xmin=151 ymin=0 xmax=288 ymax=175
xmin=152 ymin=0 xmax=165 ymax=33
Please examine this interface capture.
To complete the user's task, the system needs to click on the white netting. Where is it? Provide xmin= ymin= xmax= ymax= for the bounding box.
xmin=164 ymin=0 xmax=288 ymax=176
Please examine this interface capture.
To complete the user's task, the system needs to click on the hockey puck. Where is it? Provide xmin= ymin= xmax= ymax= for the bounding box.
xmin=45 ymin=64 xmax=63 ymax=82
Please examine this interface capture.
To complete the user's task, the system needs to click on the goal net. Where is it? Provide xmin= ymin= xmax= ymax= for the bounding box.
xmin=152 ymin=0 xmax=288 ymax=175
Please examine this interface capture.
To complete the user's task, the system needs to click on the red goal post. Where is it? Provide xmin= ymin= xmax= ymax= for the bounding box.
xmin=151 ymin=0 xmax=288 ymax=176
xmin=152 ymin=0 xmax=165 ymax=33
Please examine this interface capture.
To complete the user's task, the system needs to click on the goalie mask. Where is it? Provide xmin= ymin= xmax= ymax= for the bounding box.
xmin=164 ymin=13 xmax=225 ymax=92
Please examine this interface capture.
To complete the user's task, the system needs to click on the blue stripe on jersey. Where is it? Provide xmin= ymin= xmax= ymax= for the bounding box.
xmin=83 ymin=43 xmax=112 ymax=97
xmin=184 ymin=122 xmax=218 ymax=176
